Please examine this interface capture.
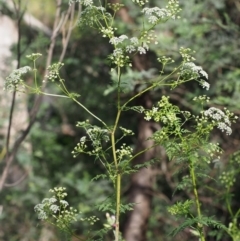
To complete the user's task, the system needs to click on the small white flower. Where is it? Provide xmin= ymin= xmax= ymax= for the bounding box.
xmin=138 ymin=46 xmax=147 ymax=54
xmin=142 ymin=42 xmax=149 ymax=51
xmin=200 ymin=80 xmax=210 ymax=90
xmin=126 ymin=45 xmax=136 ymax=53
xmin=142 ymin=7 xmax=171 ymax=23
xmin=225 ymin=126 xmax=232 ymax=135
xmin=217 ymin=122 xmax=232 ymax=135
xmin=34 ymin=204 xmax=44 ymax=212
xmin=144 ymin=115 xmax=151 ymax=121
xmin=50 ymin=204 xmax=60 ymax=213
xmin=60 ymin=200 xmax=69 ymax=207
xmin=130 ymin=37 xmax=139 ymax=45
xmin=148 ymin=16 xmax=158 ymax=24
xmin=83 ymin=0 xmax=93 ymax=6
xmin=49 ymin=197 xmax=57 ymax=203
xmin=113 ymin=48 xmax=123 ymax=57
xmin=109 ymin=35 xmax=128 ymax=45
xmin=119 ymin=35 xmax=128 ymax=41
xmin=38 ymin=210 xmax=48 ymax=220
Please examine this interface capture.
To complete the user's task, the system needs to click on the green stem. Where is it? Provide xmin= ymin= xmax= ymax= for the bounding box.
xmin=111 ymin=110 xmax=121 ymax=168
xmin=226 ymin=187 xmax=234 ymax=218
xmin=33 ymin=60 xmax=37 ymax=88
xmin=40 ymin=92 xmax=70 ymax=98
xmin=111 ymin=66 xmax=122 ymax=241
xmin=122 ymin=66 xmax=181 ymax=108
xmin=72 ymin=98 xmax=108 ymax=128
xmin=128 ymin=144 xmax=158 ymax=163
xmin=115 ymin=173 xmax=121 ymax=241
xmin=37 ymin=91 xmax=107 ymax=128
xmin=189 ymin=160 xmax=205 ymax=241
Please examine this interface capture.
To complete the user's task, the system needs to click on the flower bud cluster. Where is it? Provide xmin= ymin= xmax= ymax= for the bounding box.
xmin=193 ymin=95 xmax=210 ymax=103
xmin=206 ymin=143 xmax=222 ymax=163
xmin=26 ymin=53 xmax=42 ymax=61
xmin=116 ymin=143 xmax=133 ymax=161
xmin=45 ymin=63 xmax=64 ymax=82
xmin=144 ymin=96 xmax=180 ymax=126
xmin=107 ymin=3 xmax=124 ymax=12
xmin=119 ymin=127 xmax=134 ymax=136
xmin=157 ymin=56 xmax=175 ymax=65
xmin=219 ymin=170 xmax=236 ymax=189
xmin=72 ymin=122 xmax=110 ymax=157
xmin=179 ymin=47 xmax=196 ymax=62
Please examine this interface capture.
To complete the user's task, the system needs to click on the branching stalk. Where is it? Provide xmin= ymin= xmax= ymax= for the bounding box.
xmin=189 ymin=160 xmax=206 ymax=241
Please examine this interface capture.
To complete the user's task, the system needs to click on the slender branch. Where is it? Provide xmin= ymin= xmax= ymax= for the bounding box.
xmin=128 ymin=144 xmax=158 ymax=163
xmin=4 ymin=172 xmax=28 ymax=187
xmin=122 ymin=66 xmax=180 ymax=109
xmin=111 ymin=66 xmax=122 ymax=241
xmin=72 ymin=98 xmax=108 ymax=128
xmin=59 ymin=3 xmax=75 ymax=62
xmin=0 ymin=0 xmax=75 ymax=192
xmin=189 ymin=160 xmax=206 ymax=241
xmin=6 ymin=0 xmax=25 ymax=154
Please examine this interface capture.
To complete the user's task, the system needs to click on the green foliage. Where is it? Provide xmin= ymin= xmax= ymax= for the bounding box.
xmin=169 ymin=216 xmax=226 ymax=238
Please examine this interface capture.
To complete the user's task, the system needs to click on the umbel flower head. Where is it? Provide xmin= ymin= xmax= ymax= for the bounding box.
xmin=180 ymin=62 xmax=210 ymax=90
xmin=4 ymin=66 xmax=31 ymax=92
xmin=203 ymin=107 xmax=236 ymax=135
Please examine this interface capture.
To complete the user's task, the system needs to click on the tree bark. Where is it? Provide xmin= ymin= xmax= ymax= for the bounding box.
xmin=123 ymin=93 xmax=160 ymax=241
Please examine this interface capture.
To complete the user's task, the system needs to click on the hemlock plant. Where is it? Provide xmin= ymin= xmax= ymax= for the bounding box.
xmin=4 ymin=0 xmax=239 ymax=240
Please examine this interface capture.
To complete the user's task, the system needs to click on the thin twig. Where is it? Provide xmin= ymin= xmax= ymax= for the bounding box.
xmin=6 ymin=0 xmax=25 ymax=154
xmin=59 ymin=3 xmax=75 ymax=62
xmin=4 ymin=172 xmax=28 ymax=187
xmin=0 ymin=0 xmax=76 ymax=191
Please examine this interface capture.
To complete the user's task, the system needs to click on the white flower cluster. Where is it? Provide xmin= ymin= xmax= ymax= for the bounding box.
xmin=181 ymin=62 xmax=209 ymax=90
xmin=183 ymin=62 xmax=208 ymax=79
xmin=110 ymin=35 xmax=128 ymax=45
xmin=109 ymin=35 xmax=149 ymax=56
xmin=119 ymin=127 xmax=134 ymax=136
xmin=132 ymin=0 xmax=149 ymax=6
xmin=144 ymin=96 xmax=180 ymax=126
xmin=179 ymin=47 xmax=196 ymax=62
xmin=142 ymin=0 xmax=180 ymax=24
xmin=101 ymin=27 xmax=115 ymax=38
xmin=193 ymin=95 xmax=210 ymax=103
xmin=199 ymin=80 xmax=210 ymax=90
xmin=204 ymin=107 xmax=232 ymax=135
xmin=69 ymin=0 xmax=92 ymax=6
xmin=34 ymin=195 xmax=69 ymax=220
xmin=142 ymin=7 xmax=170 ymax=24
xmin=34 ymin=187 xmax=80 ymax=226
xmin=4 ymin=66 xmax=31 ymax=91
xmin=82 ymin=0 xmax=93 ymax=6
xmin=110 ymin=48 xmax=130 ymax=67
xmin=116 ymin=144 xmax=133 ymax=161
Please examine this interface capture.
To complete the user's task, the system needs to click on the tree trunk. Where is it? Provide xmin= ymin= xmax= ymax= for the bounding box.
xmin=123 ymin=93 xmax=159 ymax=241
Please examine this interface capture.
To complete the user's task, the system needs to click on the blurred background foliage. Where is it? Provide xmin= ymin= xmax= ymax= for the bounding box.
xmin=0 ymin=0 xmax=240 ymax=240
